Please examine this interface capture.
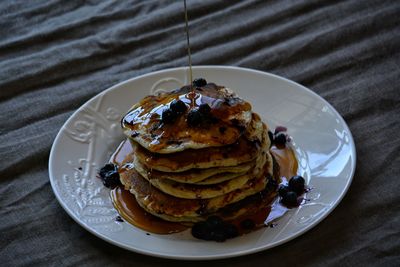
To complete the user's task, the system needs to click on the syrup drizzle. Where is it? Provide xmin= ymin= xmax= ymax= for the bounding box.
xmin=183 ymin=0 xmax=193 ymax=96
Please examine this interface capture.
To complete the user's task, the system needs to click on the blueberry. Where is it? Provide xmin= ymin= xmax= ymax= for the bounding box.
xmin=288 ymin=175 xmax=306 ymax=195
xmin=198 ymin=103 xmax=211 ymax=114
xmin=170 ymin=99 xmax=187 ymax=114
xmin=193 ymin=78 xmax=207 ymax=87
xmin=187 ymin=109 xmax=203 ymax=127
xmin=282 ymin=191 xmax=298 ymax=207
xmin=161 ymin=108 xmax=177 ymax=124
xmin=102 ymin=175 xmax=119 ymax=188
xmin=206 ymin=216 xmax=223 ymax=228
xmin=274 ymin=132 xmax=287 ymax=146
xmin=99 ymin=164 xmax=120 ymax=188
xmin=191 ymin=222 xmax=212 ymax=240
xmin=274 ymin=126 xmax=287 ymax=135
xmin=240 ymin=219 xmax=255 ymax=230
xmin=268 ymin=130 xmax=274 ymax=144
xmin=278 ymin=184 xmax=290 ymax=197
xmin=224 ymin=223 xmax=239 ymax=238
xmin=213 ymin=230 xmax=227 ymax=242
xmin=192 ymin=219 xmax=240 ymax=241
xmin=99 ymin=163 xmax=116 ymax=177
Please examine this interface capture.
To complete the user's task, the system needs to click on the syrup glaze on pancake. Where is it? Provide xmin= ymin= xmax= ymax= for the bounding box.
xmin=121 ymin=83 xmax=252 ymax=153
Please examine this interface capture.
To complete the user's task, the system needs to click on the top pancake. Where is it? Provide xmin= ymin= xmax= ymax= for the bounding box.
xmin=121 ymin=83 xmax=252 ymax=153
xmin=132 ymin=113 xmax=268 ymax=172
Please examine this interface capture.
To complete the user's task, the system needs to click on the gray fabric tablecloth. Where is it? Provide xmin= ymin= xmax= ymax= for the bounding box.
xmin=1 ymin=0 xmax=399 ymax=266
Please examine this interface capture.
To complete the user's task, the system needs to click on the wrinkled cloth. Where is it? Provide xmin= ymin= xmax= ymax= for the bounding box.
xmin=1 ymin=0 xmax=399 ymax=266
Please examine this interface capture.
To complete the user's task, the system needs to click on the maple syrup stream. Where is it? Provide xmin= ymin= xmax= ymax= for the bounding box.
xmin=184 ymin=0 xmax=193 ymax=95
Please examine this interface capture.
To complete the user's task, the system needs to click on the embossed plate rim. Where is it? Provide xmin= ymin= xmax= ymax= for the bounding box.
xmin=49 ymin=65 xmax=356 ymax=260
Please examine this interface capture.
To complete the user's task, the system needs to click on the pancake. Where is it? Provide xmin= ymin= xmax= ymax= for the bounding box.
xmin=138 ymin=148 xmax=270 ymax=199
xmin=144 ymin=155 xmax=281 ymax=223
xmin=145 ymin=185 xmax=279 ymax=223
xmin=133 ymin=125 xmax=266 ymax=172
xmin=121 ymin=83 xmax=253 ymax=154
xmin=134 ymin=138 xmax=260 ymax=172
xmin=119 ymin=153 xmax=277 ymax=222
xmin=119 ymin=149 xmax=275 ymax=222
xmin=194 ymin=172 xmax=246 ymax=185
xmin=133 ymin=117 xmax=268 ymax=174
xmin=134 ymin=157 xmax=252 ymax=184
xmin=144 ymin=173 xmax=252 ymax=200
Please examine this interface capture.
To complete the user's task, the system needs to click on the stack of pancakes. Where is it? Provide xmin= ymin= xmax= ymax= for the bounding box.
xmin=119 ymin=82 xmax=280 ymax=223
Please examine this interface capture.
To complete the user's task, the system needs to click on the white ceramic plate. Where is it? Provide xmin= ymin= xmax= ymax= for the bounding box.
xmin=49 ymin=66 xmax=356 ymax=260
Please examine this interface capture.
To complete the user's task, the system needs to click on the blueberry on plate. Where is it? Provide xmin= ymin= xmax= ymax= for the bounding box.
xmin=274 ymin=132 xmax=287 ymax=146
xmin=224 ymin=223 xmax=239 ymax=238
xmin=282 ymin=191 xmax=298 ymax=207
xmin=99 ymin=164 xmax=120 ymax=188
xmin=102 ymin=174 xmax=120 ymax=188
xmin=288 ymin=175 xmax=306 ymax=195
xmin=213 ymin=230 xmax=227 ymax=242
xmin=206 ymin=216 xmax=223 ymax=228
xmin=191 ymin=222 xmax=212 ymax=240
xmin=99 ymin=163 xmax=116 ymax=178
xmin=278 ymin=184 xmax=290 ymax=197
xmin=274 ymin=126 xmax=287 ymax=135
